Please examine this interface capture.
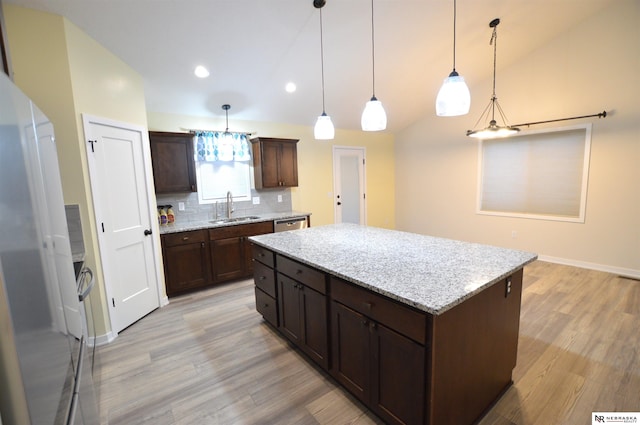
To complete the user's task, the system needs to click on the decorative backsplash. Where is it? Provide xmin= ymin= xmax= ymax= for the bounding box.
xmin=155 ymin=188 xmax=292 ymax=225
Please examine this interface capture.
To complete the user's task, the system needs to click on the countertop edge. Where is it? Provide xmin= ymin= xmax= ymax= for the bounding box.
xmin=249 ymin=233 xmax=538 ymax=316
xmin=159 ymin=211 xmax=311 ymax=235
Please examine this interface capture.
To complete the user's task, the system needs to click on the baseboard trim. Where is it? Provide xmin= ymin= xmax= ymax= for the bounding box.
xmin=537 ymin=255 xmax=640 ymax=280
xmin=89 ymin=330 xmax=116 ymax=347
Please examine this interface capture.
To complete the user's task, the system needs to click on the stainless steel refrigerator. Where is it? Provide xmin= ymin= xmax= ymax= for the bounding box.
xmin=0 ymin=72 xmax=99 ymax=424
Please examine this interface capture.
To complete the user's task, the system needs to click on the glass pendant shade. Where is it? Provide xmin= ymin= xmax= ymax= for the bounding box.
xmin=314 ymin=112 xmax=335 ymax=140
xmin=361 ymin=97 xmax=387 ymax=131
xmin=436 ymin=71 xmax=471 ymax=117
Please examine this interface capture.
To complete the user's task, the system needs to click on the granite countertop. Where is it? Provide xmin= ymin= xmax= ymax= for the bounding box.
xmin=249 ymin=223 xmax=538 ymax=315
xmin=159 ymin=211 xmax=311 ymax=235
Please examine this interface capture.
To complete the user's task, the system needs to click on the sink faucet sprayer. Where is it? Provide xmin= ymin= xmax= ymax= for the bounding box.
xmin=226 ymin=191 xmax=234 ymax=219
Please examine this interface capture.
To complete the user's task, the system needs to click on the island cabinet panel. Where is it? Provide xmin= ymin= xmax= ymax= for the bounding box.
xmin=428 ymin=269 xmax=523 ymax=425
xmin=252 ymin=244 xmax=278 ymax=327
xmin=330 ymin=277 xmax=427 ymax=425
xmin=161 ymin=230 xmax=210 ymax=296
xmin=276 ymin=272 xmax=329 ymax=369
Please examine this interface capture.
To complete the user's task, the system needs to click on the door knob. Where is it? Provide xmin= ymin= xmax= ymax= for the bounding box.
xmin=144 ymin=229 xmax=152 ymax=236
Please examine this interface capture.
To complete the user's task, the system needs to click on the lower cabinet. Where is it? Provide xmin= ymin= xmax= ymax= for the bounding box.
xmin=331 ymin=294 xmax=426 ymax=425
xmin=161 ymin=221 xmax=273 ymax=296
xmin=277 ymin=272 xmax=329 ymax=369
xmin=161 ymin=230 xmax=210 ymax=297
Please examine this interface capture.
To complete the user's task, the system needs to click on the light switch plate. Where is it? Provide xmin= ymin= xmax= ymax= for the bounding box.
xmin=178 ymin=202 xmax=185 ymax=211
xmin=277 ymin=195 xmax=282 ymax=203
xmin=252 ymin=197 xmax=260 ymax=205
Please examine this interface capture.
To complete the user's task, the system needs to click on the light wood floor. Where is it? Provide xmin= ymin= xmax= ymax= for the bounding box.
xmin=94 ymin=261 xmax=640 ymax=424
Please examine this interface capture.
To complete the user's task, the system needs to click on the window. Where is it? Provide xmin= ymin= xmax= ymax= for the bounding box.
xmin=195 ymin=160 xmax=252 ymax=204
xmin=478 ymin=124 xmax=591 ymax=222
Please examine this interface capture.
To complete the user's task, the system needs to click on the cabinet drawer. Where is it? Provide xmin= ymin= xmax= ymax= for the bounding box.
xmin=252 ymin=244 xmax=274 ymax=268
xmin=253 ymin=261 xmax=276 ymax=298
xmin=277 ymin=255 xmax=326 ymax=295
xmin=331 ymin=277 xmax=427 ymax=345
xmin=209 ymin=221 xmax=273 ymax=240
xmin=255 ymin=287 xmax=278 ymax=327
xmin=162 ymin=230 xmax=206 ymax=247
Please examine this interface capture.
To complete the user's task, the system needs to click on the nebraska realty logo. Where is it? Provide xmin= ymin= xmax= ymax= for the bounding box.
xmin=593 ymin=412 xmax=639 ymax=424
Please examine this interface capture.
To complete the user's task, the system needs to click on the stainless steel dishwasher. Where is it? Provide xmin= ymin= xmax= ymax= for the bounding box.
xmin=274 ymin=216 xmax=308 ymax=232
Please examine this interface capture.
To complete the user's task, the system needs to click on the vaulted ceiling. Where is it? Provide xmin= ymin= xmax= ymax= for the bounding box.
xmin=5 ymin=0 xmax=614 ymax=132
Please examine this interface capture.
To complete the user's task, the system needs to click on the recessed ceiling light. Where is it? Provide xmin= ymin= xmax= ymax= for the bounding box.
xmin=194 ymin=66 xmax=210 ymax=78
xmin=285 ymin=82 xmax=297 ymax=93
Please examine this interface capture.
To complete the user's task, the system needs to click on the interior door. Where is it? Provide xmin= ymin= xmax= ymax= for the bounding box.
xmin=83 ymin=115 xmax=161 ymax=334
xmin=333 ymin=146 xmax=366 ymax=224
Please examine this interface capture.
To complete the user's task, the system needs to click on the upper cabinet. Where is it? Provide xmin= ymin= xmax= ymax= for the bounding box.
xmin=149 ymin=131 xmax=197 ymax=193
xmin=251 ymin=137 xmax=299 ymax=189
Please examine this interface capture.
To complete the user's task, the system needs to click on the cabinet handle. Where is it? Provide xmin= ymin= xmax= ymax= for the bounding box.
xmin=296 ymin=269 xmax=303 ymax=275
xmin=259 ymin=276 xmax=267 ymax=281
xmin=361 ymin=319 xmax=368 ymax=326
xmin=182 ymin=236 xmax=189 ymax=241
xmin=370 ymin=322 xmax=377 ymax=330
xmin=201 ymin=242 xmax=205 ymax=248
xmin=258 ymin=253 xmax=265 ymax=257
xmin=362 ymin=301 xmax=373 ymax=310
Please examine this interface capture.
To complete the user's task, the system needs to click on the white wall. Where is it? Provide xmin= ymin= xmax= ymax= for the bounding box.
xmin=395 ymin=0 xmax=640 ymax=276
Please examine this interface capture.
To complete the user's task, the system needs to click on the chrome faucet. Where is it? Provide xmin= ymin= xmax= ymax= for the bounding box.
xmin=226 ymin=191 xmax=234 ymax=219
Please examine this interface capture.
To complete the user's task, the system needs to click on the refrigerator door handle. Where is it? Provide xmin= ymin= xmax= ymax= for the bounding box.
xmin=78 ymin=267 xmax=95 ymax=302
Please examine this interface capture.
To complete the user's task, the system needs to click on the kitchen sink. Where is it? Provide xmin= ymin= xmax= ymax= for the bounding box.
xmin=210 ymin=215 xmax=260 ymax=224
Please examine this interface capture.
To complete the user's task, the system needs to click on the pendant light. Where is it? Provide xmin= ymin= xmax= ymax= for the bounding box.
xmin=314 ymin=2 xmax=335 ymax=140
xmin=436 ymin=0 xmax=470 ymax=117
xmin=361 ymin=0 xmax=387 ymax=131
xmin=467 ymin=18 xmax=519 ymax=139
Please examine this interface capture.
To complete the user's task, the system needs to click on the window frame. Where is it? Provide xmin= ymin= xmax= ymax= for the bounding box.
xmin=476 ymin=123 xmax=592 ymax=223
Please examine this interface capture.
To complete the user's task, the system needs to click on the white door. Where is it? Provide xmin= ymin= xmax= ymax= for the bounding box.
xmin=83 ymin=115 xmax=161 ymax=334
xmin=333 ymin=146 xmax=366 ymax=224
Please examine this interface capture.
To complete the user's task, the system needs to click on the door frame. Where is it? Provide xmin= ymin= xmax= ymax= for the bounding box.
xmin=332 ymin=145 xmax=367 ymax=225
xmin=82 ymin=114 xmax=167 ymax=339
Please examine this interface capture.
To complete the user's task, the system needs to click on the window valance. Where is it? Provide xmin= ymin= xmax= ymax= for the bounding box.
xmin=195 ymin=131 xmax=251 ymax=162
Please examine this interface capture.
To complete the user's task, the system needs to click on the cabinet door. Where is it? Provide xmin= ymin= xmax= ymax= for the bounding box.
xmin=277 ymin=273 xmax=302 ymax=343
xmin=331 ymin=301 xmax=370 ymax=403
xmin=210 ymin=237 xmax=245 ymax=283
xmin=371 ymin=323 xmax=425 ymax=425
xmin=277 ymin=141 xmax=298 ymax=187
xmin=149 ymin=132 xmax=196 ymax=193
xmin=164 ymin=242 xmax=210 ymax=296
xmin=300 ymin=284 xmax=328 ymax=369
xmin=260 ymin=142 xmax=281 ymax=188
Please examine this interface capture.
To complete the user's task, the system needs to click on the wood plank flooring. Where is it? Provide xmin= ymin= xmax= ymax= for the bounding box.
xmin=94 ymin=261 xmax=640 ymax=424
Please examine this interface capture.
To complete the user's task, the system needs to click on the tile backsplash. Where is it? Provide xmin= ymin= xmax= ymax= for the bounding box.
xmin=155 ymin=188 xmax=292 ymax=224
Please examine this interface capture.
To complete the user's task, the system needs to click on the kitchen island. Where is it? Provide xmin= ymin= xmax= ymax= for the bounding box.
xmin=249 ymin=224 xmax=537 ymax=425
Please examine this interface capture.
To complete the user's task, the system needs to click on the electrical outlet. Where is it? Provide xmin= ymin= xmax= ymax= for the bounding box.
xmin=511 ymin=230 xmax=518 ymax=239
xmin=277 ymin=195 xmax=282 ymax=203
xmin=178 ymin=202 xmax=185 ymax=211
xmin=252 ymin=196 xmax=260 ymax=205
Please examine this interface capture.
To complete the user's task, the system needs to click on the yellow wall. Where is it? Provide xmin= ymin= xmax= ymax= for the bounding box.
xmin=395 ymin=0 xmax=640 ymax=275
xmin=4 ymin=5 xmax=150 ymax=338
xmin=147 ymin=112 xmax=396 ymax=228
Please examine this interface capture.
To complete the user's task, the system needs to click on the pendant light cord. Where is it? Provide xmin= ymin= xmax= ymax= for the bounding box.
xmin=452 ymin=0 xmax=457 ymax=71
xmin=490 ymin=23 xmax=498 ymax=121
xmin=370 ymin=0 xmax=376 ymax=97
xmin=319 ymin=9 xmax=327 ymax=114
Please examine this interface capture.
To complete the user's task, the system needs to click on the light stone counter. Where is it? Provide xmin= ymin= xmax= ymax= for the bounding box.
xmin=249 ymin=223 xmax=537 ymax=315
xmin=158 ymin=211 xmax=310 ymax=235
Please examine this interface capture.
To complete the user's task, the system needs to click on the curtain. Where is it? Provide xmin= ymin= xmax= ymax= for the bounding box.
xmin=195 ymin=131 xmax=251 ymax=162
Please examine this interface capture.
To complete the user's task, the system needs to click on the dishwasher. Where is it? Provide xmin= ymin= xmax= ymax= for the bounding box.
xmin=274 ymin=216 xmax=308 ymax=232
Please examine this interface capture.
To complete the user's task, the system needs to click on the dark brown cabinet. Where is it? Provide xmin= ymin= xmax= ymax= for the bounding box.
xmin=251 ymin=137 xmax=299 ymax=188
xmin=149 ymin=131 xmax=196 ymax=193
xmin=161 ymin=230 xmax=209 ymax=296
xmin=209 ymin=221 xmax=272 ymax=283
xmin=253 ymin=246 xmax=277 ymax=327
xmin=331 ymin=278 xmax=426 ymax=425
xmin=162 ymin=221 xmax=273 ymax=297
xmin=276 ymin=255 xmax=328 ymax=369
xmin=252 ymin=246 xmax=524 ymax=425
